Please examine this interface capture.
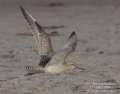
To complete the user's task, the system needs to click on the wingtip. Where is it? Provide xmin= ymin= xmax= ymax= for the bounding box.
xmin=69 ymin=31 xmax=76 ymax=39
xmin=35 ymin=22 xmax=43 ymax=31
xmin=19 ymin=5 xmax=24 ymax=12
xmin=19 ymin=5 xmax=22 ymax=9
xmin=19 ymin=5 xmax=44 ymax=33
xmin=19 ymin=5 xmax=27 ymax=18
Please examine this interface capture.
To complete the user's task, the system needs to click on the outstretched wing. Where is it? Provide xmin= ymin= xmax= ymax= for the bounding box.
xmin=24 ymin=32 xmax=77 ymax=75
xmin=20 ymin=6 xmax=54 ymax=67
xmin=47 ymin=32 xmax=77 ymax=65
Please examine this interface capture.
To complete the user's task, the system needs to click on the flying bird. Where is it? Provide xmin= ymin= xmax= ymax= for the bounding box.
xmin=20 ymin=6 xmax=54 ymax=67
xmin=44 ymin=31 xmax=78 ymax=74
xmin=25 ymin=31 xmax=79 ymax=75
xmin=20 ymin=6 xmax=81 ymax=75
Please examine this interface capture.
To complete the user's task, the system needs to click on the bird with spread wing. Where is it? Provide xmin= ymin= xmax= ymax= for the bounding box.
xmin=20 ymin=6 xmax=81 ymax=75
xmin=20 ymin=6 xmax=54 ymax=67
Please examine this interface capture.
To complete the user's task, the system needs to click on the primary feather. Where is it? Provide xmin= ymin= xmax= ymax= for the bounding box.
xmin=20 ymin=6 xmax=54 ymax=67
xmin=47 ymin=31 xmax=77 ymax=65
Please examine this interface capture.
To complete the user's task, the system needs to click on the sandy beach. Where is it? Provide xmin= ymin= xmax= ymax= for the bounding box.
xmin=0 ymin=0 xmax=120 ymax=94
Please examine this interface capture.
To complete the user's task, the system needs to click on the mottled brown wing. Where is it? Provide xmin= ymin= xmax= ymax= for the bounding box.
xmin=20 ymin=6 xmax=54 ymax=67
xmin=47 ymin=32 xmax=77 ymax=65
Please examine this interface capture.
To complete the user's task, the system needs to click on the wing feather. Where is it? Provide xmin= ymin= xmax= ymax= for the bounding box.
xmin=48 ymin=32 xmax=77 ymax=65
xmin=20 ymin=6 xmax=54 ymax=67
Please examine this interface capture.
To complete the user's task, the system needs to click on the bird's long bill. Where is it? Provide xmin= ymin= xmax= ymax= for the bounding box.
xmin=71 ymin=63 xmax=85 ymax=71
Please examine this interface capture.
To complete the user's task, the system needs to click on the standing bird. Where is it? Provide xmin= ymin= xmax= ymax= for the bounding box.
xmin=20 ymin=6 xmax=54 ymax=67
xmin=25 ymin=31 xmax=79 ymax=75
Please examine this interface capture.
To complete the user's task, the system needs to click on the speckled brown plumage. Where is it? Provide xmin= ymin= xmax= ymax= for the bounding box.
xmin=20 ymin=6 xmax=53 ymax=67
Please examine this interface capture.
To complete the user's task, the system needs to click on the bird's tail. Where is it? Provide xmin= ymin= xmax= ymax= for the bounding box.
xmin=24 ymin=65 xmax=45 ymax=76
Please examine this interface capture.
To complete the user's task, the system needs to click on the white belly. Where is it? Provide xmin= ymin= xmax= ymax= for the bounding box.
xmin=45 ymin=64 xmax=75 ymax=74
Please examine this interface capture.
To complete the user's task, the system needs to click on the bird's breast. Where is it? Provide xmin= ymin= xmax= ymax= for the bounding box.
xmin=45 ymin=64 xmax=75 ymax=74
